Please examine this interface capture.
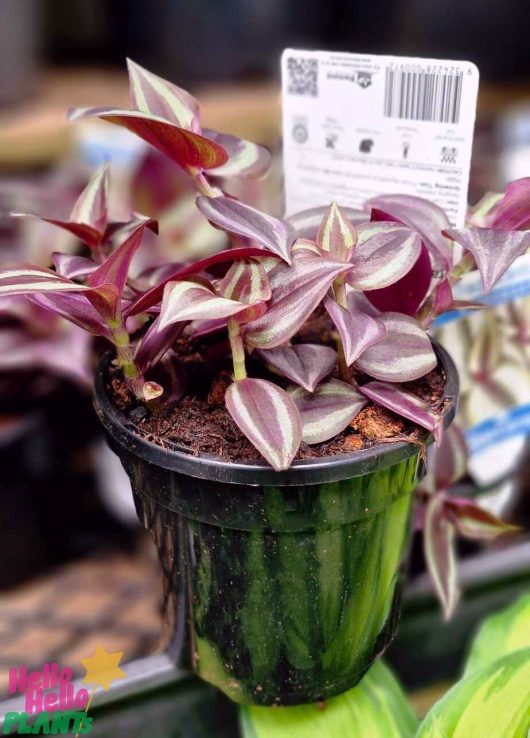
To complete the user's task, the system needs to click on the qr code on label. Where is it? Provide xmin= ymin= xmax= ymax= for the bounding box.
xmin=286 ymin=57 xmax=319 ymax=97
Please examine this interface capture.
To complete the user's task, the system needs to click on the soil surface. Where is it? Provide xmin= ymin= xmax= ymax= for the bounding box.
xmin=108 ymin=336 xmax=448 ymax=464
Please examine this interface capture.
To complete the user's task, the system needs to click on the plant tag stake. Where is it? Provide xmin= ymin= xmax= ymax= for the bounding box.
xmin=281 ymin=49 xmax=479 ymax=227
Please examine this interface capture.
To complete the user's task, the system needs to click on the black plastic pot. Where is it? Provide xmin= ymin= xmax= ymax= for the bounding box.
xmin=94 ymin=345 xmax=457 ymax=706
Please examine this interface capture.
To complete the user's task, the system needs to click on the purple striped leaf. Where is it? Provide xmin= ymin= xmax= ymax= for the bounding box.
xmin=491 ymin=177 xmax=530 ymax=231
xmin=218 ymin=261 xmax=271 ymax=304
xmin=134 ymin=315 xmax=185 ymax=373
xmin=445 ymin=497 xmax=520 ymax=541
xmin=158 ymin=280 xmax=249 ymax=330
xmin=365 ymin=193 xmax=453 ymax=271
xmin=360 ymin=381 xmax=443 ymax=443
xmin=69 ymin=107 xmax=228 ymax=172
xmin=13 ymin=163 xmax=110 ymax=249
xmin=127 ymin=58 xmax=200 ymax=131
xmin=317 ymin=202 xmax=357 ymax=261
xmin=348 ymin=223 xmax=422 ymax=290
xmin=356 ymin=313 xmax=436 ymax=382
xmin=424 ymin=493 xmax=459 ymax=621
xmin=0 ymin=266 xmax=93 ymax=297
xmin=126 ymin=246 xmax=278 ymax=317
xmin=202 ymin=129 xmax=271 ymax=179
xmin=289 ymin=379 xmax=367 ymax=444
xmin=244 ymin=256 xmax=351 ymax=349
xmin=291 ymin=239 xmax=323 ymax=259
xmin=366 ymin=244 xmax=432 ymax=316
xmin=259 ymin=344 xmax=337 ymax=392
xmin=444 ymin=227 xmax=530 ymax=293
xmin=52 ymin=253 xmax=99 ymax=280
xmin=324 ymin=295 xmax=386 ymax=366
xmin=196 ymin=196 xmax=296 ymax=264
xmin=225 ymin=378 xmax=302 ymax=470
xmin=427 ymin=424 xmax=468 ymax=492
xmin=288 ymin=205 xmax=367 ymax=240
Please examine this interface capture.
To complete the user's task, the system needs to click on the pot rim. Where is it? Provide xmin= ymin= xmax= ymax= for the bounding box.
xmin=93 ymin=342 xmax=458 ymax=486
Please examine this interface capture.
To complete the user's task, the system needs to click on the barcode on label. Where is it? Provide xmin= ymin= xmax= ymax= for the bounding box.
xmin=384 ymin=67 xmax=463 ymax=123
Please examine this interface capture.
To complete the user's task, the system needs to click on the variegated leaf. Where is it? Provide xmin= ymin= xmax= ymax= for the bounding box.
xmin=317 ymin=202 xmax=357 ymax=261
xmin=356 ymin=313 xmax=437 ymax=382
xmin=291 ymin=238 xmax=323 ymax=259
xmin=30 ymin=293 xmax=112 ymax=337
xmin=52 ymin=253 xmax=99 ymax=281
xmin=126 ymin=58 xmax=200 ymax=131
xmin=445 ymin=498 xmax=520 ymax=540
xmin=426 ymin=424 xmax=468 ymax=492
xmin=134 ymin=315 xmax=185 ymax=373
xmin=225 ymin=378 xmax=302 ymax=470
xmin=417 ymin=649 xmax=530 ymax=737
xmin=68 ymin=108 xmax=228 ymax=171
xmin=202 ymin=129 xmax=271 ymax=179
xmin=158 ymin=280 xmax=248 ymax=329
xmin=259 ymin=344 xmax=337 ymax=392
xmin=324 ymin=295 xmax=386 ymax=366
xmin=69 ymin=162 xmax=109 ymax=233
xmin=218 ymin=261 xmax=271 ymax=304
xmin=445 ymin=227 xmax=530 ymax=293
xmin=0 ymin=266 xmax=92 ymax=297
xmin=491 ymin=177 xmax=530 ymax=230
xmin=196 ymin=196 xmax=296 ymax=263
xmin=288 ymin=205 xmax=367 ymax=240
xmin=365 ymin=193 xmax=453 ymax=271
xmin=244 ymin=256 xmax=351 ymax=349
xmin=424 ymin=493 xmax=459 ymax=621
xmin=360 ymin=381 xmax=443 ymax=443
xmin=349 ymin=223 xmax=422 ymax=290
xmin=289 ymin=379 xmax=367 ymax=444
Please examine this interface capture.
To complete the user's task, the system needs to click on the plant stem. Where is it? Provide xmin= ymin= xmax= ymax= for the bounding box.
xmin=193 ymin=171 xmax=222 ymax=198
xmin=332 ymin=278 xmax=352 ymax=383
xmin=227 ymin=318 xmax=247 ymax=381
xmin=112 ymin=326 xmax=145 ymax=399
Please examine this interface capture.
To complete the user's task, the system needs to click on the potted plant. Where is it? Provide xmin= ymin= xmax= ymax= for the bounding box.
xmin=1 ymin=60 xmax=529 ymax=706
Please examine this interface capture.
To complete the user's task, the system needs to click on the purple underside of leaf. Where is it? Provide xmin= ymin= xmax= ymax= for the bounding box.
xmin=365 ymin=193 xmax=453 ymax=271
xmin=356 ymin=313 xmax=437 ymax=382
xmin=324 ymin=295 xmax=386 ymax=366
xmin=287 ymin=205 xmax=367 ymax=240
xmin=366 ymin=244 xmax=432 ymax=316
xmin=225 ymin=378 xmax=302 ymax=470
xmin=201 ymin=128 xmax=271 ymax=178
xmin=134 ymin=315 xmax=185 ymax=373
xmin=424 ymin=493 xmax=459 ymax=621
xmin=196 ymin=196 xmax=295 ymax=264
xmin=491 ymin=177 xmax=530 ymax=230
xmin=52 ymin=253 xmax=99 ymax=280
xmin=445 ymin=498 xmax=520 ymax=540
xmin=29 ymin=293 xmax=112 ymax=337
xmin=348 ymin=223 xmax=422 ymax=290
xmin=289 ymin=379 xmax=367 ymax=444
xmin=429 ymin=424 xmax=468 ymax=490
xmin=444 ymin=227 xmax=530 ymax=293
xmin=360 ymin=381 xmax=443 ymax=443
xmin=68 ymin=107 xmax=228 ymax=171
xmin=126 ymin=246 xmax=278 ymax=317
xmin=244 ymin=257 xmax=351 ymax=349
xmin=258 ymin=344 xmax=337 ymax=392
xmin=12 ymin=214 xmax=103 ymax=249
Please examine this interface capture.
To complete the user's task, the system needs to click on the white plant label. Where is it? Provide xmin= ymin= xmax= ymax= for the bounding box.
xmin=281 ymin=49 xmax=479 ymax=227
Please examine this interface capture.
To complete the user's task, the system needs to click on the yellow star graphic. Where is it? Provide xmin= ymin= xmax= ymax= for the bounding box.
xmin=80 ymin=645 xmax=127 ymax=692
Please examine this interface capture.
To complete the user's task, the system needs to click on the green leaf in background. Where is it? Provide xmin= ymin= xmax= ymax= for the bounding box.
xmin=464 ymin=593 xmax=530 ymax=677
xmin=240 ymin=661 xmax=417 ymax=738
xmin=416 ymin=648 xmax=530 ymax=738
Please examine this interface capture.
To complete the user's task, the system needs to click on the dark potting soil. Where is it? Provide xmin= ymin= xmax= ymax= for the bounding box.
xmin=108 ymin=358 xmax=447 ymax=464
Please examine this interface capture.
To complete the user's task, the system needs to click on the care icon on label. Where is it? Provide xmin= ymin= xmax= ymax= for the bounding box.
xmin=359 ymin=138 xmax=374 ymax=153
xmin=292 ymin=118 xmax=309 ymax=144
xmin=325 ymin=133 xmax=338 ymax=149
xmin=441 ymin=145 xmax=458 ymax=164
xmin=357 ymin=71 xmax=373 ymax=89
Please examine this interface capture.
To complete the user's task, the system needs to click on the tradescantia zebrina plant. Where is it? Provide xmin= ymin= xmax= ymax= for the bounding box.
xmin=2 ymin=59 xmax=530 ymax=469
